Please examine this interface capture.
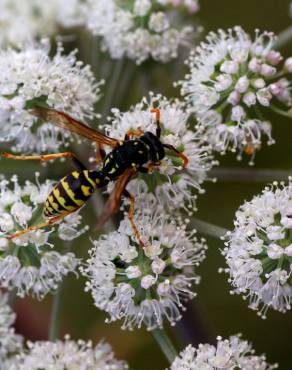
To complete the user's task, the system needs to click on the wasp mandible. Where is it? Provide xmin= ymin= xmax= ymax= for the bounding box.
xmin=2 ymin=107 xmax=189 ymax=246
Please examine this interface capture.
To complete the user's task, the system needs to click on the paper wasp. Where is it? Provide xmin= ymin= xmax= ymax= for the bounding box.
xmin=1 ymin=107 xmax=188 ymax=246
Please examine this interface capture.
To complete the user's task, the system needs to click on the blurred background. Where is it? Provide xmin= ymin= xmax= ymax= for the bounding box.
xmin=2 ymin=0 xmax=292 ymax=368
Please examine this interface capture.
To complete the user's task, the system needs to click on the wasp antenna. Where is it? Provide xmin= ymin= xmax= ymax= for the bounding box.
xmin=151 ymin=108 xmax=161 ymax=138
xmin=163 ymin=143 xmax=189 ymax=168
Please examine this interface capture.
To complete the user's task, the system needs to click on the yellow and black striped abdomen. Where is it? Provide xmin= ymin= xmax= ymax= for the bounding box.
xmin=44 ymin=170 xmax=105 ymax=218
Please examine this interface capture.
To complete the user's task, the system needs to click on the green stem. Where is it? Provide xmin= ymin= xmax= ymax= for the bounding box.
xmin=152 ymin=329 xmax=178 ymax=364
xmin=48 ymin=284 xmax=63 ymax=341
xmin=115 ymin=60 xmax=136 ymax=108
xmin=191 ymin=218 xmax=228 ymax=239
xmin=274 ymin=25 xmax=292 ymax=50
xmin=210 ymin=167 xmax=292 ymax=182
xmin=48 ymin=240 xmax=74 ymax=341
xmin=101 ymin=58 xmax=125 ymax=119
xmin=270 ymin=104 xmax=292 ymax=119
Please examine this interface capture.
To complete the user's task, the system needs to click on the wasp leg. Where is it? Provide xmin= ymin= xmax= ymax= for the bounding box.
xmin=123 ymin=190 xmax=145 ymax=248
xmin=1 ymin=152 xmax=86 ymax=170
xmin=95 ymin=144 xmax=106 ymax=165
xmin=163 ymin=144 xmax=189 ymax=168
xmin=151 ymin=108 xmax=161 ymax=138
xmin=5 ymin=212 xmax=72 ymax=240
xmin=124 ymin=128 xmax=144 ymax=140
xmin=139 ymin=162 xmax=160 ymax=174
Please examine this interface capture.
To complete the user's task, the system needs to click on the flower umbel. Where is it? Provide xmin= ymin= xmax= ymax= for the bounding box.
xmin=0 ymin=292 xmax=23 ymax=366
xmin=170 ymin=334 xmax=277 ymax=370
xmin=0 ymin=0 xmax=85 ymax=47
xmin=105 ymin=93 xmax=215 ymax=214
xmin=0 ymin=39 xmax=103 ymax=153
xmin=82 ymin=198 xmax=207 ymax=330
xmin=222 ymin=178 xmax=292 ymax=318
xmin=0 ymin=175 xmax=87 ymax=299
xmin=9 ymin=336 xmax=128 ymax=370
xmin=179 ymin=26 xmax=292 ymax=164
xmin=85 ymin=0 xmax=199 ymax=64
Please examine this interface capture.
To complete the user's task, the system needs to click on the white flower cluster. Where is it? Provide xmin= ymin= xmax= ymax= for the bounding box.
xmin=0 ymin=39 xmax=103 ymax=153
xmin=0 ymin=0 xmax=85 ymax=47
xmin=180 ymin=26 xmax=292 ymax=164
xmin=105 ymin=93 xmax=216 ymax=214
xmin=222 ymin=178 xmax=292 ymax=318
xmin=8 ymin=336 xmax=127 ymax=370
xmin=82 ymin=199 xmax=207 ymax=331
xmin=0 ymin=175 xmax=87 ymax=299
xmin=170 ymin=334 xmax=277 ymax=370
xmin=160 ymin=0 xmax=200 ymax=14
xmin=0 ymin=292 xmax=23 ymax=367
xmin=85 ymin=0 xmax=198 ymax=64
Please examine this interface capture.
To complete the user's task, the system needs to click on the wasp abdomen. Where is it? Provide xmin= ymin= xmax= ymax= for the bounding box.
xmin=44 ymin=170 xmax=106 ymax=218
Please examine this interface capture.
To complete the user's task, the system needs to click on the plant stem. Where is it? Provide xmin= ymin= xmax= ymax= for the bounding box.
xmin=270 ymin=104 xmax=292 ymax=119
xmin=115 ymin=60 xmax=136 ymax=108
xmin=210 ymin=167 xmax=292 ymax=182
xmin=101 ymin=58 xmax=125 ymax=119
xmin=191 ymin=218 xmax=228 ymax=239
xmin=152 ymin=329 xmax=178 ymax=364
xmin=274 ymin=25 xmax=292 ymax=50
xmin=49 ymin=284 xmax=63 ymax=341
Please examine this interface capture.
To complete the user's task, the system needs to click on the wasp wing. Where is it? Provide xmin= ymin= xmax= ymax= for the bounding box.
xmin=30 ymin=107 xmax=118 ymax=148
xmin=96 ymin=168 xmax=136 ymax=229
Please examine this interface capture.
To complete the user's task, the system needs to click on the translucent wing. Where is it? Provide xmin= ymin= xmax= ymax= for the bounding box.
xmin=31 ymin=107 xmax=119 ymax=148
xmin=96 ymin=168 xmax=136 ymax=228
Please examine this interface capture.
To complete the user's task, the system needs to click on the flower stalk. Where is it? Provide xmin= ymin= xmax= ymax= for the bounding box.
xmin=48 ymin=283 xmax=64 ymax=341
xmin=152 ymin=329 xmax=178 ymax=364
xmin=191 ymin=219 xmax=228 ymax=239
xmin=274 ymin=25 xmax=292 ymax=50
xmin=101 ymin=59 xmax=125 ymax=119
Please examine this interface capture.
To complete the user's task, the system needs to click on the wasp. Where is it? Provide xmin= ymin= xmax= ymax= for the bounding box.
xmin=1 ymin=107 xmax=188 ymax=246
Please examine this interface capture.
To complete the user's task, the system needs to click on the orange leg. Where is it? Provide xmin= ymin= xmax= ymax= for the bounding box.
xmin=124 ymin=128 xmax=144 ymax=140
xmin=2 ymin=151 xmax=85 ymax=170
xmin=5 ymin=212 xmax=72 ymax=240
xmin=95 ymin=143 xmax=106 ymax=165
xmin=124 ymin=190 xmax=145 ymax=248
xmin=147 ymin=162 xmax=160 ymax=173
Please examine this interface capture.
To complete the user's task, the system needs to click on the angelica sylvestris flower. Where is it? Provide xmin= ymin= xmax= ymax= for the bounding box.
xmin=0 ymin=0 xmax=85 ymax=47
xmin=170 ymin=334 xmax=277 ymax=370
xmin=180 ymin=26 xmax=292 ymax=164
xmin=85 ymin=0 xmax=198 ymax=64
xmin=82 ymin=198 xmax=207 ymax=330
xmin=0 ymin=292 xmax=23 ymax=365
xmin=0 ymin=39 xmax=103 ymax=153
xmin=222 ymin=178 xmax=292 ymax=318
xmin=105 ymin=93 xmax=215 ymax=214
xmin=9 ymin=336 xmax=128 ymax=370
xmin=0 ymin=175 xmax=87 ymax=299
xmin=159 ymin=0 xmax=200 ymax=14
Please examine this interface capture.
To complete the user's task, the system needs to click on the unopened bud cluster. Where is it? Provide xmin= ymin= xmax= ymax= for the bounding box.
xmin=180 ymin=26 xmax=292 ymax=164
